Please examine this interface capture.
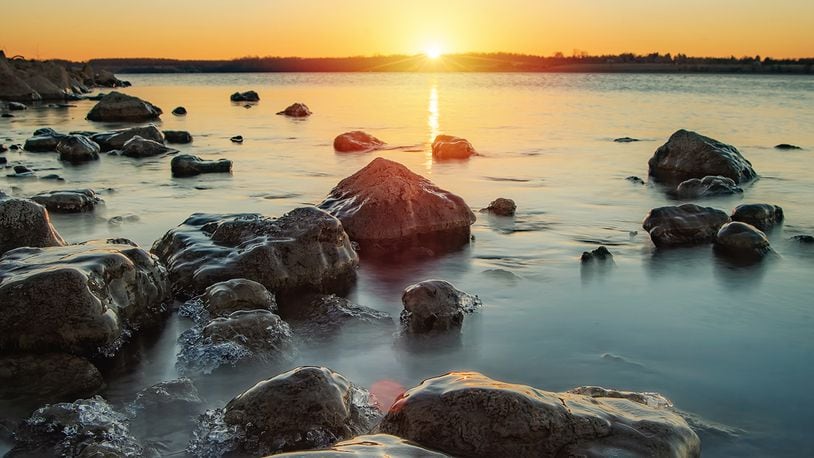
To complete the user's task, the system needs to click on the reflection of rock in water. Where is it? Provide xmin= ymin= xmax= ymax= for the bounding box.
xmin=712 ymin=253 xmax=772 ymax=290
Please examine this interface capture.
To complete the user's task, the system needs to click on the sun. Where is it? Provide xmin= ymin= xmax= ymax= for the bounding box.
xmin=425 ymin=45 xmax=443 ymax=59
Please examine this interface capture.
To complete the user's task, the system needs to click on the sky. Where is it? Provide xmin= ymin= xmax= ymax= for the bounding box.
xmin=1 ymin=0 xmax=812 ymax=60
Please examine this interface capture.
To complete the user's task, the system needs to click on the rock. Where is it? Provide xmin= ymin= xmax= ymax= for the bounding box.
xmin=642 ymin=204 xmax=730 ymax=247
xmin=774 ymin=143 xmax=801 ymax=150
xmin=108 ymin=214 xmax=140 ymax=225
xmin=318 ymin=158 xmax=475 ymax=255
xmin=614 ymin=136 xmax=640 ymax=143
xmin=8 ymin=166 xmax=35 ymax=178
xmin=731 ymin=203 xmax=784 ymax=231
xmin=0 ymin=157 xmax=6 ymax=165
xmin=163 ymin=130 xmax=193 ymax=144
xmin=377 ymin=371 xmax=700 ymax=458
xmin=190 ymin=367 xmax=380 ymax=456
xmin=791 ymin=235 xmax=814 ymax=244
xmin=129 ymin=378 xmax=202 ymax=415
xmin=286 ymin=294 xmax=394 ymax=339
xmin=626 ymin=176 xmax=646 ymax=185
xmin=400 ymin=280 xmax=481 ymax=334
xmin=0 ymin=51 xmax=41 ymax=102
xmin=94 ymin=69 xmax=128 ymax=88
xmin=0 ymin=144 xmax=7 ymax=152
xmin=714 ymin=222 xmax=772 ymax=260
xmin=0 ymin=239 xmax=171 ymax=357
xmin=7 ymin=102 xmax=28 ymax=111
xmin=230 ymin=135 xmax=243 ymax=143
xmin=152 ymin=206 xmax=359 ymax=296
xmin=23 ymin=128 xmax=66 ymax=152
xmin=171 ymin=154 xmax=232 ymax=177
xmin=86 ymin=91 xmax=162 ymax=122
xmin=277 ymin=102 xmax=312 ymax=117
xmin=274 ymin=434 xmax=448 ymax=457
xmin=10 ymin=144 xmax=21 ymax=150
xmin=0 ymin=353 xmax=104 ymax=401
xmin=230 ymin=91 xmax=260 ymax=102
xmin=333 ymin=131 xmax=385 ymax=152
xmin=91 ymin=125 xmax=164 ymax=151
xmin=481 ymin=197 xmax=516 ymax=216
xmin=31 ymin=189 xmax=102 ymax=213
xmin=204 ymin=278 xmax=277 ymax=318
xmin=674 ymin=175 xmax=742 ymax=199
xmin=120 ymin=135 xmax=174 ymax=158
xmin=172 ymin=106 xmax=187 ymax=116
xmin=431 ymin=134 xmax=476 ymax=160
xmin=39 ymin=174 xmax=64 ymax=181
xmin=581 ymin=246 xmax=613 ymax=263
xmin=1 ymin=113 xmax=14 ymax=118
xmin=648 ymin=129 xmax=756 ymax=184
xmin=0 ymin=197 xmax=65 ymax=255
xmin=567 ymin=386 xmax=673 ymax=409
xmin=56 ymin=135 xmax=101 ymax=163
xmin=7 ymin=396 xmax=143 ymax=457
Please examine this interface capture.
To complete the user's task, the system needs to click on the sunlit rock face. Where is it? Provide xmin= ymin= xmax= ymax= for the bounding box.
xmin=642 ymin=203 xmax=730 ymax=247
xmin=431 ymin=134 xmax=477 ymax=160
xmin=400 ymin=280 xmax=481 ymax=334
xmin=377 ymin=371 xmax=700 ymax=458
xmin=648 ymin=129 xmax=756 ymax=184
xmin=730 ymin=203 xmax=784 ymax=232
xmin=152 ymin=206 xmax=359 ymax=297
xmin=91 ymin=125 xmax=165 ymax=152
xmin=318 ymin=157 xmax=475 ymax=256
xmin=0 ymin=197 xmax=65 ymax=255
xmin=674 ymin=175 xmax=743 ymax=199
xmin=274 ymin=434 xmax=448 ymax=457
xmin=714 ymin=222 xmax=773 ymax=260
xmin=333 ymin=131 xmax=385 ymax=152
xmin=86 ymin=91 xmax=162 ymax=122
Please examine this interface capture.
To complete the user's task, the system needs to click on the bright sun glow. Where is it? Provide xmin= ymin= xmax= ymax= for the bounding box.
xmin=425 ymin=45 xmax=443 ymax=59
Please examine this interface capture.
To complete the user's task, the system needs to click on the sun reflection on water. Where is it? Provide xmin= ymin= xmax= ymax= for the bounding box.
xmin=425 ymin=80 xmax=439 ymax=171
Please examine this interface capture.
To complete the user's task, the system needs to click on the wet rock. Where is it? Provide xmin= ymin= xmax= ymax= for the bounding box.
xmin=731 ymin=203 xmax=784 ymax=231
xmin=642 ymin=203 xmax=730 ymax=247
xmin=774 ymin=143 xmax=801 ymax=150
xmin=8 ymin=102 xmax=28 ymax=110
xmin=318 ymin=158 xmax=475 ymax=255
xmin=277 ymin=102 xmax=312 ymax=117
xmin=400 ymin=280 xmax=481 ymax=334
xmin=94 ymin=69 xmax=129 ymax=88
xmin=674 ymin=175 xmax=742 ymax=199
xmin=10 ymin=144 xmax=21 ymax=150
xmin=377 ymin=371 xmax=700 ymax=458
xmin=31 ymin=189 xmax=102 ymax=213
xmin=7 ymin=166 xmax=35 ymax=178
xmin=86 ymin=91 xmax=162 ymax=122
xmin=108 ymin=214 xmax=140 ymax=225
xmin=791 ymin=235 xmax=814 ymax=244
xmin=0 ymin=239 xmax=171 ymax=357
xmin=152 ymin=206 xmax=358 ymax=296
xmin=333 ymin=131 xmax=385 ymax=152
xmin=230 ymin=91 xmax=260 ymax=102
xmin=91 ymin=125 xmax=165 ymax=152
xmin=648 ymin=129 xmax=756 ymax=184
xmin=1 ymin=113 xmax=13 ymax=118
xmin=0 ymin=51 xmax=42 ymax=102
xmin=190 ymin=367 xmax=380 ymax=456
xmin=286 ymin=294 xmax=394 ymax=339
xmin=128 ymin=378 xmax=202 ymax=416
xmin=56 ymin=134 xmax=101 ymax=163
xmin=567 ymin=386 xmax=673 ymax=409
xmin=481 ymin=197 xmax=516 ymax=216
xmin=172 ymin=106 xmax=187 ymax=116
xmin=230 ymin=135 xmax=243 ymax=143
xmin=626 ymin=176 xmax=645 ymax=185
xmin=120 ymin=135 xmax=175 ymax=158
xmin=431 ymin=134 xmax=477 ymax=160
xmin=714 ymin=222 xmax=772 ymax=260
xmin=0 ymin=157 xmax=6 ymax=165
xmin=0 ymin=353 xmax=104 ymax=401
xmin=23 ymin=128 xmax=66 ymax=152
xmin=614 ymin=136 xmax=640 ymax=143
xmin=7 ymin=396 xmax=144 ymax=457
xmin=204 ymin=278 xmax=278 ymax=318
xmin=275 ymin=434 xmax=448 ymax=457
xmin=0 ymin=197 xmax=65 ymax=255
xmin=581 ymin=246 xmax=613 ymax=263
xmin=171 ymin=154 xmax=232 ymax=177
xmin=164 ymin=130 xmax=193 ymax=144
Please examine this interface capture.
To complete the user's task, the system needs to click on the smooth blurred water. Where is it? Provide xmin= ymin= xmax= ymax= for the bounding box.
xmin=1 ymin=73 xmax=813 ymax=456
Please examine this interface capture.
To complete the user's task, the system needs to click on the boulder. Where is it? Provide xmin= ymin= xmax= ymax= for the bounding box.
xmin=0 ymin=239 xmax=171 ymax=357
xmin=86 ymin=91 xmax=162 ymax=122
xmin=731 ymin=203 xmax=784 ymax=231
xmin=642 ymin=204 xmax=730 ymax=247
xmin=56 ymin=135 xmax=100 ymax=163
xmin=91 ymin=125 xmax=165 ymax=151
xmin=274 ymin=434 xmax=448 ymax=457
xmin=581 ymin=246 xmax=613 ymax=264
xmin=120 ymin=135 xmax=175 ymax=158
xmin=648 ymin=129 xmax=756 ymax=184
xmin=714 ymin=222 xmax=772 ymax=260
xmin=30 ymin=189 xmax=102 ymax=213
xmin=318 ymin=158 xmax=475 ymax=255
xmin=152 ymin=206 xmax=358 ymax=296
xmin=164 ymin=130 xmax=193 ymax=144
xmin=0 ymin=353 xmax=104 ymax=401
xmin=400 ymin=280 xmax=481 ymax=334
xmin=674 ymin=175 xmax=742 ymax=199
xmin=377 ymin=371 xmax=700 ymax=458
xmin=333 ymin=131 xmax=385 ymax=152
xmin=277 ymin=102 xmax=312 ymax=117
xmin=0 ymin=197 xmax=65 ymax=255
xmin=171 ymin=154 xmax=232 ymax=177
xmin=203 ymin=278 xmax=277 ymax=318
xmin=172 ymin=106 xmax=187 ymax=116
xmin=23 ymin=128 xmax=66 ymax=152
xmin=230 ymin=91 xmax=259 ymax=102
xmin=431 ymin=134 xmax=476 ymax=160
xmin=481 ymin=197 xmax=516 ymax=216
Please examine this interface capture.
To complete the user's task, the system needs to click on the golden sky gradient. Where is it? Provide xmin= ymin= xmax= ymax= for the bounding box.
xmin=2 ymin=0 xmax=812 ymax=60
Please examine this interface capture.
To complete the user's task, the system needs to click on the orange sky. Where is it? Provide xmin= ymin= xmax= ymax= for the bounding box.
xmin=2 ymin=0 xmax=812 ymax=60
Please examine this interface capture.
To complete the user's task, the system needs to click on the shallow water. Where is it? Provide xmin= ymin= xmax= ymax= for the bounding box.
xmin=2 ymin=72 xmax=814 ymax=456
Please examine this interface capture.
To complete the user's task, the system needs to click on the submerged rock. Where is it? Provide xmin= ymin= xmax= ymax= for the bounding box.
xmin=275 ymin=434 xmax=448 ymax=457
xmin=0 ymin=197 xmax=65 ymax=255
xmin=23 ymin=128 xmax=66 ymax=152
xmin=171 ymin=154 xmax=232 ymax=177
xmin=400 ymin=280 xmax=481 ymax=334
xmin=91 ymin=125 xmax=165 ymax=152
xmin=86 ymin=91 xmax=162 ymax=122
xmin=164 ymin=130 xmax=193 ymax=144
xmin=333 ymin=131 xmax=385 ymax=152
xmin=626 ymin=176 xmax=646 ymax=185
xmin=172 ymin=106 xmax=187 ymax=116
xmin=318 ymin=157 xmax=475 ymax=255
xmin=581 ymin=246 xmax=613 ymax=264
xmin=31 ymin=188 xmax=102 ymax=213
xmin=230 ymin=91 xmax=260 ymax=102
xmin=714 ymin=222 xmax=772 ymax=260
xmin=119 ymin=135 xmax=175 ymax=158
xmin=431 ymin=134 xmax=477 ymax=160
xmin=648 ymin=129 xmax=756 ymax=184
xmin=0 ymin=353 xmax=104 ymax=401
xmin=614 ymin=136 xmax=640 ymax=143
xmin=481 ymin=197 xmax=516 ymax=216
xmin=7 ymin=102 xmax=28 ymax=111
xmin=731 ymin=203 xmax=784 ymax=231
xmin=129 ymin=378 xmax=202 ymax=415
xmin=791 ymin=235 xmax=814 ymax=244
xmin=377 ymin=371 xmax=699 ymax=458
xmin=152 ymin=206 xmax=359 ymax=296
xmin=56 ymin=134 xmax=100 ymax=163
xmin=642 ymin=203 xmax=730 ymax=247
xmin=203 ymin=278 xmax=278 ymax=318
xmin=674 ymin=175 xmax=742 ymax=199
xmin=286 ymin=294 xmax=394 ymax=340
xmin=277 ymin=102 xmax=312 ymax=117
xmin=774 ymin=143 xmax=801 ymax=150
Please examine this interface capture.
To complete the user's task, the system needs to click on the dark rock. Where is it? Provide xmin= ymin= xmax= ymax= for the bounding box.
xmin=204 ymin=278 xmax=277 ymax=318
xmin=152 ymin=206 xmax=359 ymax=296
xmin=581 ymin=246 xmax=613 ymax=263
xmin=431 ymin=134 xmax=476 ymax=160
xmin=731 ymin=203 xmax=784 ymax=231
xmin=648 ymin=129 xmax=756 ymax=184
xmin=230 ymin=135 xmax=243 ymax=143
xmin=164 ymin=130 xmax=193 ymax=144
xmin=377 ymin=371 xmax=700 ymax=458
xmin=0 ymin=157 xmax=5 ymax=165
xmin=286 ymin=294 xmax=393 ymax=339
xmin=0 ymin=144 xmax=7 ymax=152
xmin=0 ymin=197 xmax=65 ymax=255
xmin=56 ymin=135 xmax=100 ymax=163
xmin=172 ymin=106 xmax=187 ymax=116
xmin=171 ymin=154 xmax=231 ymax=177
xmin=7 ymin=102 xmax=28 ymax=111
xmin=230 ymin=91 xmax=260 ymax=102
xmin=481 ymin=197 xmax=516 ymax=216
xmin=86 ymin=91 xmax=162 ymax=122
xmin=120 ymin=135 xmax=175 ymax=158
xmin=10 ymin=144 xmax=20 ymax=150
xmin=94 ymin=69 xmax=128 ymax=88
xmin=0 ymin=353 xmax=104 ymax=401
xmin=277 ymin=102 xmax=312 ymax=117
xmin=23 ymin=128 xmax=66 ymax=152
xmin=400 ymin=280 xmax=481 ymax=334
xmin=333 ymin=131 xmax=385 ymax=152
xmin=642 ymin=204 xmax=730 ymax=247
xmin=318 ymin=158 xmax=475 ymax=255
xmin=714 ymin=222 xmax=772 ymax=259
xmin=1 ymin=113 xmax=14 ymax=118
xmin=129 ymin=378 xmax=201 ymax=416
xmin=614 ymin=136 xmax=640 ymax=143
xmin=674 ymin=175 xmax=742 ymax=199
xmin=31 ymin=189 xmax=102 ymax=213
xmin=274 ymin=434 xmax=448 ymax=457
xmin=791 ymin=235 xmax=814 ymax=244
xmin=774 ymin=143 xmax=801 ymax=150
xmin=39 ymin=174 xmax=64 ymax=181
xmin=626 ymin=176 xmax=646 ymax=185
xmin=0 ymin=51 xmax=42 ymax=102
xmin=91 ymin=125 xmax=164 ymax=151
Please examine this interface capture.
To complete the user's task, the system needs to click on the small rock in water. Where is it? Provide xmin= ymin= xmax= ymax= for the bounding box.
xmin=277 ymin=102 xmax=312 ymax=117
xmin=285 ymin=294 xmax=394 ymax=341
xmin=31 ymin=188 xmax=102 ymax=213
xmin=581 ymin=245 xmax=613 ymax=263
xmin=230 ymin=90 xmax=260 ymax=102
xmin=649 ymin=129 xmax=757 ymax=184
xmin=400 ymin=280 xmax=481 ymax=334
xmin=774 ymin=143 xmax=801 ymax=150
xmin=56 ymin=134 xmax=101 ymax=163
xmin=333 ymin=131 xmax=385 ymax=152
xmin=791 ymin=235 xmax=814 ymax=244
xmin=128 ymin=378 xmax=202 ymax=417
xmin=0 ymin=144 xmax=7 ymax=152
xmin=244 ymin=104 xmax=252 ymax=109
xmin=108 ymin=213 xmax=140 ymax=225
xmin=86 ymin=91 xmax=162 ymax=122
xmin=674 ymin=175 xmax=742 ymax=199
xmin=39 ymin=174 xmax=64 ymax=181
xmin=0 ymin=157 xmax=5 ymax=165
xmin=172 ymin=106 xmax=187 ymax=116
xmin=171 ymin=154 xmax=232 ymax=177
xmin=714 ymin=221 xmax=773 ymax=260
xmin=642 ymin=203 xmax=730 ymax=247
xmin=204 ymin=278 xmax=278 ymax=318
xmin=230 ymin=135 xmax=243 ymax=143
xmin=119 ymin=135 xmax=175 ymax=158
xmin=0 ymin=353 xmax=104 ymax=401
xmin=481 ymin=197 xmax=516 ymax=216
xmin=614 ymin=136 xmax=640 ymax=143
xmin=91 ymin=125 xmax=165 ymax=152
xmin=0 ymin=196 xmax=65 ymax=255
xmin=10 ymin=144 xmax=21 ymax=150
xmin=164 ymin=130 xmax=193 ymax=144
xmin=731 ymin=203 xmax=783 ymax=232
xmin=431 ymin=134 xmax=477 ymax=160
xmin=7 ymin=102 xmax=27 ymax=111
xmin=626 ymin=176 xmax=646 ymax=185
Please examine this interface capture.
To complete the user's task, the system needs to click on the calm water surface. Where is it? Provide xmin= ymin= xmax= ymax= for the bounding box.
xmin=1 ymin=73 xmax=813 ymax=456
